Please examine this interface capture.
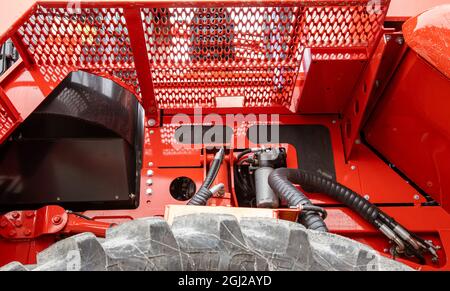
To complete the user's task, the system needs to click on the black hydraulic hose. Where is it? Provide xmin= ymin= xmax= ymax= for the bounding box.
xmin=269 ymin=168 xmax=381 ymax=230
xmin=188 ymin=148 xmax=225 ymax=206
xmin=268 ymin=168 xmax=328 ymax=232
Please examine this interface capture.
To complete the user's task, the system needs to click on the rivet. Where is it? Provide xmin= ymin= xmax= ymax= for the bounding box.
xmin=148 ymin=162 xmax=154 ymax=167
xmin=146 ymin=189 xmax=153 ymax=195
xmin=364 ymin=195 xmax=370 ymax=200
xmin=350 ymin=165 xmax=357 ymax=171
xmin=147 ymin=119 xmax=156 ymax=127
xmin=414 ymin=195 xmax=420 ymax=201
xmin=52 ymin=216 xmax=62 ymax=225
xmin=146 ymin=179 xmax=153 ymax=186
xmin=147 ymin=169 xmax=154 ymax=177
xmin=149 ymin=130 xmax=155 ymax=135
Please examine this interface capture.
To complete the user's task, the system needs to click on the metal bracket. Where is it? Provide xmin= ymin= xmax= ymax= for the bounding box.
xmin=0 ymin=206 xmax=112 ymax=239
xmin=342 ymin=32 xmax=408 ymax=161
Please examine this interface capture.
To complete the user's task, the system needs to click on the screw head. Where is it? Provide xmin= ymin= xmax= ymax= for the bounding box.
xmin=364 ymin=195 xmax=370 ymax=200
xmin=146 ymin=189 xmax=153 ymax=195
xmin=147 ymin=169 xmax=154 ymax=177
xmin=148 ymin=162 xmax=154 ymax=167
xmin=413 ymin=195 xmax=420 ymax=201
xmin=147 ymin=119 xmax=156 ymax=127
xmin=146 ymin=179 xmax=153 ymax=186
xmin=52 ymin=216 xmax=62 ymax=225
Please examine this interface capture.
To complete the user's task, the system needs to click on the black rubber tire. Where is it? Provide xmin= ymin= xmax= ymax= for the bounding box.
xmin=0 ymin=214 xmax=412 ymax=271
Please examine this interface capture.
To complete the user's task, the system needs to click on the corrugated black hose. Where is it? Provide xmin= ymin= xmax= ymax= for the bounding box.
xmin=188 ymin=148 xmax=225 ymax=206
xmin=268 ymin=168 xmax=329 ymax=232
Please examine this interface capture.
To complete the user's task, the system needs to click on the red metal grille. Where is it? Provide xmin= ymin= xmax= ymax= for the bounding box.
xmin=141 ymin=3 xmax=388 ymax=109
xmin=17 ymin=6 xmax=141 ymax=97
xmin=0 ymin=99 xmax=18 ymax=143
xmin=1 ymin=1 xmax=389 ymax=118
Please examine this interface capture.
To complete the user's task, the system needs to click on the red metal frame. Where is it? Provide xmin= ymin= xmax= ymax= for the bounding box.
xmin=1 ymin=0 xmax=450 ymax=271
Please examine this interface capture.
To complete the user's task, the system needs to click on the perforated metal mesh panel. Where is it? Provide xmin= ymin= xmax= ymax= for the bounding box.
xmin=0 ymin=99 xmax=18 ymax=142
xmin=17 ymin=6 xmax=141 ymax=97
xmin=0 ymin=0 xmax=389 ymax=143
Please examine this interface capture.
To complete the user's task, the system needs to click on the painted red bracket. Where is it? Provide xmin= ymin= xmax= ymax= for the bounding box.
xmin=342 ymin=32 xmax=408 ymax=160
xmin=123 ymin=7 xmax=159 ymax=126
xmin=0 ymin=206 xmax=113 ymax=239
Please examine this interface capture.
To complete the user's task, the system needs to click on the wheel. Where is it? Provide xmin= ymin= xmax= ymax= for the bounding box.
xmin=0 ymin=214 xmax=412 ymax=271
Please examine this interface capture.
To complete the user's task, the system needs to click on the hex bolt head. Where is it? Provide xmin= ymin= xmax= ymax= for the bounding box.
xmin=147 ymin=119 xmax=156 ymax=127
xmin=52 ymin=216 xmax=62 ymax=225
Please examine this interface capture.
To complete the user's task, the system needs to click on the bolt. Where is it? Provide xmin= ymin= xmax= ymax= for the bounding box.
xmin=146 ymin=179 xmax=153 ymax=186
xmin=414 ymin=195 xmax=420 ymax=201
xmin=52 ymin=216 xmax=62 ymax=225
xmin=24 ymin=229 xmax=31 ymax=236
xmin=146 ymin=189 xmax=153 ymax=195
xmin=148 ymin=162 xmax=154 ymax=167
xmin=350 ymin=165 xmax=357 ymax=171
xmin=147 ymin=169 xmax=154 ymax=177
xmin=147 ymin=119 xmax=156 ymax=127
xmin=11 ymin=212 xmax=20 ymax=219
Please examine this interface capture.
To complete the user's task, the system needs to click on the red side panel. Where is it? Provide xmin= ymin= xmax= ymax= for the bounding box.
xmin=365 ymin=51 xmax=450 ymax=211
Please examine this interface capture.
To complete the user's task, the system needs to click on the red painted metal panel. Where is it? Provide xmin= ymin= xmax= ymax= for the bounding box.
xmin=365 ymin=51 xmax=450 ymax=212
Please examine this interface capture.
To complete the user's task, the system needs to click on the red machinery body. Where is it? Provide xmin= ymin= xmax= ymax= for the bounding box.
xmin=0 ymin=0 xmax=449 ymax=270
